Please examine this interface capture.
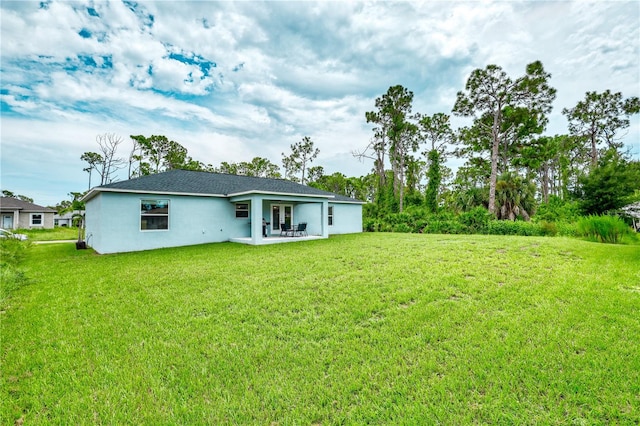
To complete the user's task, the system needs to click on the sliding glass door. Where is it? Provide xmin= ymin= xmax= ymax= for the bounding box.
xmin=271 ymin=204 xmax=293 ymax=232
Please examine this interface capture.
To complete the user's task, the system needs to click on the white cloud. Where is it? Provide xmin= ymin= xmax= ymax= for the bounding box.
xmin=1 ymin=0 xmax=638 ymax=206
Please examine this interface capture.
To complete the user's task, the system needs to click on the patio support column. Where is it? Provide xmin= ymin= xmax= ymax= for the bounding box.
xmin=250 ymin=195 xmax=263 ymax=245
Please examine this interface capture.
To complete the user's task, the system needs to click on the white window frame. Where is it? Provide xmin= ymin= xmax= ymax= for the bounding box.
xmin=140 ymin=199 xmax=170 ymax=231
xmin=235 ymin=203 xmax=249 ymax=218
xmin=328 ymin=206 xmax=334 ymax=227
xmin=30 ymin=213 xmax=43 ymax=226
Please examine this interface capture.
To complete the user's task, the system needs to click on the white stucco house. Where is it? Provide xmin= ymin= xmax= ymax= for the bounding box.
xmin=54 ymin=210 xmax=84 ymax=227
xmin=621 ymin=201 xmax=640 ymax=231
xmin=82 ymin=170 xmax=364 ymax=254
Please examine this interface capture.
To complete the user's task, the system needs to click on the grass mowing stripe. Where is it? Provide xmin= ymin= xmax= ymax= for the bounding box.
xmin=1 ymin=233 xmax=639 ymax=424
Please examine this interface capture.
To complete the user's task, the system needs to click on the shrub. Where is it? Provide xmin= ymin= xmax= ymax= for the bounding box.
xmin=576 ymin=215 xmax=633 ymax=244
xmin=540 ymin=221 xmax=558 ymax=237
xmin=0 ymin=238 xmax=29 ymax=267
xmin=362 ymin=203 xmax=588 ymax=239
xmin=403 ymin=205 xmax=431 ymax=221
xmin=0 ymin=268 xmax=27 ymax=302
xmin=535 ymin=196 xmax=581 ymax=223
xmin=387 ymin=212 xmax=412 ymax=225
xmin=0 ymin=238 xmax=30 ymax=306
xmin=382 ymin=208 xmax=437 ymax=233
xmin=487 ymin=220 xmax=543 ymax=236
xmin=379 ymin=222 xmax=394 ymax=233
xmin=363 ymin=218 xmax=378 ymax=232
xmin=392 ymin=223 xmax=413 ymax=233
xmin=363 ymin=203 xmax=380 ymax=219
xmin=414 ymin=219 xmax=430 ymax=233
xmin=458 ymin=206 xmax=492 ymax=234
xmin=385 ymin=213 xmax=414 ymax=233
xmin=556 ymin=222 xmax=578 ymax=237
xmin=423 ymin=219 xmax=467 ymax=235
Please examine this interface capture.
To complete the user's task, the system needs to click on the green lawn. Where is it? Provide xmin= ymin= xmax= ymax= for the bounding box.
xmin=17 ymin=227 xmax=78 ymax=241
xmin=2 ymin=233 xmax=639 ymax=424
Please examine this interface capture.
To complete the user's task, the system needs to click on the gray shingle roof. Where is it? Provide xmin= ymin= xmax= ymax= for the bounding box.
xmin=0 ymin=197 xmax=56 ymax=212
xmin=86 ymin=170 xmax=364 ymax=203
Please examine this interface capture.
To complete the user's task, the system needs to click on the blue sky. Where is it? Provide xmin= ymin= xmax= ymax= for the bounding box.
xmin=1 ymin=0 xmax=638 ymax=207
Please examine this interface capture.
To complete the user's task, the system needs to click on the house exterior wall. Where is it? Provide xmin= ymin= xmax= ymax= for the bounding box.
xmin=12 ymin=211 xmax=54 ymax=229
xmin=86 ymin=191 xmax=363 ymax=253
xmin=85 ymin=192 xmax=249 ymax=254
xmin=294 ymin=201 xmax=362 ymax=235
xmin=54 ymin=211 xmax=83 ymax=227
xmin=327 ymin=202 xmax=363 ymax=234
xmin=294 ymin=202 xmax=323 ymax=235
xmin=55 ymin=217 xmax=72 ymax=227
xmin=85 ymin=195 xmax=102 ymax=250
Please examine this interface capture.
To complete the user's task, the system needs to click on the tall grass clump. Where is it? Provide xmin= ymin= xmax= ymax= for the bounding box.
xmin=0 ymin=239 xmax=30 ymax=305
xmin=576 ymin=215 xmax=634 ymax=244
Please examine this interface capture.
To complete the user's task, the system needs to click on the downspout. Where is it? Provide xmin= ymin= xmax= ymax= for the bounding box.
xmin=321 ymin=200 xmax=329 ymax=238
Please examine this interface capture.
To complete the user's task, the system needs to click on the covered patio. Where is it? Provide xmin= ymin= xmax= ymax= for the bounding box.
xmin=229 ymin=192 xmax=331 ymax=245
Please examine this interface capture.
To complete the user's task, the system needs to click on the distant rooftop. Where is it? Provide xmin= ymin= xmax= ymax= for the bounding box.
xmin=0 ymin=197 xmax=56 ymax=212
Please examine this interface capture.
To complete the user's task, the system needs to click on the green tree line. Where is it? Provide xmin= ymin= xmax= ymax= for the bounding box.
xmin=354 ymin=60 xmax=639 ymax=228
xmin=69 ymin=59 xmax=639 ymax=229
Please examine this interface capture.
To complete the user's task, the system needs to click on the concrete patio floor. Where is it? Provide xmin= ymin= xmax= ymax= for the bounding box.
xmin=229 ymin=235 xmax=325 ymax=245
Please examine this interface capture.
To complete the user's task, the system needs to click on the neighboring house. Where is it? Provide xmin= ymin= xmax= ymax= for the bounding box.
xmin=0 ymin=197 xmax=56 ymax=229
xmin=621 ymin=201 xmax=640 ymax=231
xmin=82 ymin=170 xmax=364 ymax=254
xmin=54 ymin=210 xmax=85 ymax=227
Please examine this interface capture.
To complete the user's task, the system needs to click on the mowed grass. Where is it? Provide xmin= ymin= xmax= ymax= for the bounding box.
xmin=1 ymin=233 xmax=639 ymax=424
xmin=18 ymin=227 xmax=78 ymax=241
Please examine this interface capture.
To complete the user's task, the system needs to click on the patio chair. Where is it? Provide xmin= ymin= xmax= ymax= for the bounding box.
xmin=280 ymin=223 xmax=293 ymax=237
xmin=294 ymin=222 xmax=308 ymax=237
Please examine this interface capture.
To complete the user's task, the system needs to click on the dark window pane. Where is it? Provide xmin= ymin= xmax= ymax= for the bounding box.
xmin=236 ymin=203 xmax=249 ymax=218
xmin=141 ymin=216 xmax=168 ymax=230
xmin=141 ymin=200 xmax=168 ymax=215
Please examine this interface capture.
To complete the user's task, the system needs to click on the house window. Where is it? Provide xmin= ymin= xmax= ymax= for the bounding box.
xmin=328 ymin=206 xmax=334 ymax=226
xmin=141 ymin=199 xmax=169 ymax=230
xmin=31 ymin=213 xmax=43 ymax=226
xmin=235 ymin=203 xmax=249 ymax=218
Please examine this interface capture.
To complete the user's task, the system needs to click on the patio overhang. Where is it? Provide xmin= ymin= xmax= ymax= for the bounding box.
xmin=228 ymin=190 xmax=333 ymax=203
xmin=231 ymin=193 xmax=330 ymax=245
